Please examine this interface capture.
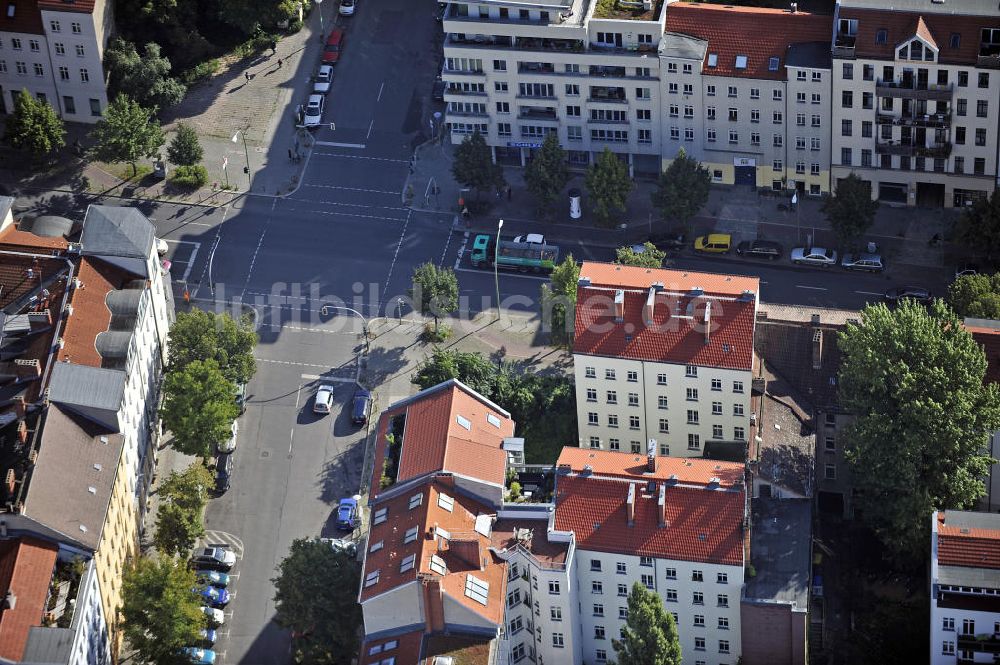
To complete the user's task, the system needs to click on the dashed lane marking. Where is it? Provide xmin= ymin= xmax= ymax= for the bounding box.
xmin=302 ymin=183 xmax=399 ymax=195
xmin=256 ymin=357 xmax=340 ymax=369
xmin=855 ymin=290 xmax=884 ymax=296
xmin=310 ymin=152 xmax=407 ymax=163
xmin=277 ymin=206 xmax=407 ymax=223
xmin=300 ymin=374 xmax=357 ymax=382
xmin=795 ymin=285 xmax=828 ymax=291
xmin=454 ymin=266 xmax=551 ymax=282
xmin=313 ymin=141 xmax=366 ymax=149
xmin=282 ymin=198 xmax=408 ymax=212
xmin=379 ymin=209 xmax=412 ymax=310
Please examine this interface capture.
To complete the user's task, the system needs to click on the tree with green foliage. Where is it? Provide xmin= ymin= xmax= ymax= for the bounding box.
xmin=955 ymin=190 xmax=1000 ymax=267
xmin=948 ymin=273 xmax=1000 ymax=320
xmin=2 ymin=89 xmax=65 ymax=159
xmin=168 ymin=309 xmax=258 ymax=385
xmin=838 ymin=299 xmax=1000 ymax=561
xmin=89 ymin=94 xmax=165 ymax=177
xmin=105 ymin=38 xmax=186 ymax=111
xmin=541 ymin=255 xmax=581 ymax=348
xmin=154 ymin=463 xmax=215 ymax=556
xmin=167 ymin=124 xmax=204 ymax=166
xmin=615 ymin=242 xmax=666 ymax=269
xmin=273 ymin=538 xmax=362 ymax=665
xmin=585 ymin=148 xmax=633 ymax=227
xmin=823 ymin=172 xmax=879 ymax=248
xmin=650 ymin=148 xmax=710 ymax=231
xmin=114 ymin=0 xmax=214 ymax=72
xmin=161 ymin=359 xmax=239 ymax=458
xmin=524 ymin=131 xmax=569 ymax=215
xmin=451 ymin=130 xmax=505 ymax=201
xmin=612 ymin=582 xmax=682 ymax=665
xmin=120 ymin=557 xmax=204 ymax=665
xmin=218 ymin=0 xmax=297 ymax=34
xmin=414 ymin=348 xmax=578 ymax=463
xmin=410 ymin=262 xmax=459 ymax=335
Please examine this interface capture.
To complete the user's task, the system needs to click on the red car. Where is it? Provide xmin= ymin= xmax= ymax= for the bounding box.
xmin=322 ymin=28 xmax=344 ymax=64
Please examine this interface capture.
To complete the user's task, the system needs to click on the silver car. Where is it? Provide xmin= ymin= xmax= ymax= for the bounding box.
xmin=313 ymin=65 xmax=333 ymax=94
xmin=303 ymin=94 xmax=325 ymax=128
xmin=841 ymin=253 xmax=884 ymax=272
xmin=791 ymin=246 xmax=838 ymax=267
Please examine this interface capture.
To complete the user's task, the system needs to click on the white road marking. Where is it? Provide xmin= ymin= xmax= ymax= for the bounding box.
xmin=376 ymin=80 xmax=385 ymax=102
xmin=181 ymin=242 xmax=201 ymax=283
xmin=301 ymin=373 xmax=357 ymax=382
xmin=193 ymin=205 xmax=232 ymax=298
xmin=795 ymin=285 xmax=828 ymax=291
xmin=366 ymin=118 xmax=375 ymax=140
xmin=256 ymin=357 xmax=339 ymax=369
xmin=239 ymin=198 xmax=275 ymax=299
xmin=279 ymin=205 xmax=407 ymax=223
xmin=314 ymin=140 xmax=366 ymax=149
xmin=164 ymin=239 xmax=200 ymax=246
xmin=379 ymin=209 xmax=411 ymax=309
xmin=303 ymin=183 xmax=399 ymax=195
xmin=453 ymin=235 xmax=469 ymax=270
xmin=285 ymin=199 xmax=406 ymax=212
xmin=455 ymin=266 xmax=551 ymax=282
xmin=855 ymin=290 xmax=884 ymax=296
xmin=310 ymin=152 xmax=408 ymax=163
xmin=289 ymin=428 xmax=295 ymax=454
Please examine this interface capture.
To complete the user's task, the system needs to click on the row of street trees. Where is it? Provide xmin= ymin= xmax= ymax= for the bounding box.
xmin=453 ymin=131 xmax=711 ymax=230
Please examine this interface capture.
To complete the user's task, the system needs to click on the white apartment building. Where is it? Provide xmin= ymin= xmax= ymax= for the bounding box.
xmin=573 ymin=262 xmax=758 ymax=458
xmin=929 ymin=510 xmax=1000 ymax=665
xmin=831 ymin=0 xmax=1000 ymax=207
xmin=660 ymin=3 xmax=834 ymax=194
xmin=555 ymin=447 xmax=747 ymax=665
xmin=441 ymin=0 xmax=667 ymax=175
xmin=0 ymin=0 xmax=113 ymax=122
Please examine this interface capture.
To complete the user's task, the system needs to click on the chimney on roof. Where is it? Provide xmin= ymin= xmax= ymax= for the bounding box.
xmin=643 ymin=287 xmax=656 ymax=326
xmin=703 ymin=302 xmax=712 ymax=345
xmin=14 ymin=396 xmax=26 ymax=420
xmin=17 ymin=420 xmax=27 ymax=444
xmin=422 ymin=578 xmax=445 ymax=633
xmin=790 ymin=2 xmax=798 ymax=12
xmin=14 ymin=359 xmax=40 ymax=379
xmin=812 ymin=329 xmax=823 ymax=370
xmin=658 ymin=483 xmax=667 ymax=527
xmin=5 ymin=469 xmax=15 ymax=497
xmin=614 ymin=289 xmax=625 ymax=323
xmin=2 ymin=591 xmax=15 ymax=611
xmin=646 ymin=439 xmax=657 ymax=472
xmin=626 ymin=483 xmax=636 ymax=526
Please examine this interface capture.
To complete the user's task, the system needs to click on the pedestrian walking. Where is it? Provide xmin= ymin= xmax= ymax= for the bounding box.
xmin=288 ymin=148 xmax=294 ymax=161
xmin=244 ymin=72 xmax=251 ymax=84
xmin=506 ymin=184 xmax=512 ymax=201
xmin=277 ymin=58 xmax=283 ymax=69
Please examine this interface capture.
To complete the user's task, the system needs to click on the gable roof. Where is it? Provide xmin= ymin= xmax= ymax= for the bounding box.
xmin=663 ymin=3 xmax=833 ymax=80
xmin=36 ymin=0 xmax=98 ymax=12
xmin=838 ymin=7 xmax=997 ymax=64
xmin=368 ymin=380 xmax=515 ymax=500
xmin=0 ymin=538 xmax=58 ymax=663
xmin=574 ymin=262 xmax=757 ymax=371
xmin=80 ymin=205 xmax=154 ymax=260
xmin=965 ymin=318 xmax=1000 ymax=385
xmin=47 ymin=362 xmax=125 ymax=414
xmin=936 ymin=510 xmax=1000 ymax=570
xmin=58 ymin=257 xmax=139 ymax=368
xmin=554 ymin=448 xmax=746 ymax=566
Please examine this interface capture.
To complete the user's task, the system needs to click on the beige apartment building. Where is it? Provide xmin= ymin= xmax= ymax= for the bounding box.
xmin=0 ymin=0 xmax=114 ymax=121
xmin=573 ymin=262 xmax=758 ymax=458
xmin=660 ymin=4 xmax=834 ymax=194
xmin=441 ymin=0 xmax=667 ymax=175
xmin=831 ymin=0 xmax=1000 ymax=207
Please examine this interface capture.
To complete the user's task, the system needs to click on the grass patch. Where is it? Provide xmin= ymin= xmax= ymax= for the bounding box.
xmin=105 ymin=163 xmax=153 ymax=181
xmin=421 ymin=323 xmax=452 ymax=343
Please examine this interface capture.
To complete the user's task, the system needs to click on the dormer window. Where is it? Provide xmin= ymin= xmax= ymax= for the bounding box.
xmin=735 ymin=55 xmax=748 ymax=70
xmin=876 ymin=29 xmax=887 ymax=45
xmin=768 ymin=57 xmax=779 ymax=72
xmin=707 ymin=53 xmax=718 ymax=67
xmin=949 ymin=33 xmax=960 ymax=49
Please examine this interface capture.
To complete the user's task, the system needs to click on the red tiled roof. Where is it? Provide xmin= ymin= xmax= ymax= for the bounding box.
xmin=359 ymin=631 xmax=494 ymax=665
xmin=359 ymin=630 xmax=424 ymax=665
xmin=0 ymin=538 xmax=59 ymax=662
xmin=574 ymin=263 xmax=757 ymax=370
xmin=0 ymin=225 xmax=68 ymax=252
xmin=359 ymin=478 xmax=507 ymax=626
xmin=36 ymin=0 xmax=97 ymax=13
xmin=557 ymin=447 xmax=744 ymax=487
xmin=664 ymin=3 xmax=832 ymax=80
xmin=58 ymin=257 xmax=136 ymax=368
xmin=369 ymin=382 xmax=515 ymax=500
xmin=554 ymin=472 xmax=745 ymax=566
xmin=0 ymin=0 xmax=44 ymax=35
xmin=839 ymin=7 xmax=996 ymax=65
xmin=937 ymin=512 xmax=1000 ymax=569
xmin=966 ymin=325 xmax=1000 ymax=385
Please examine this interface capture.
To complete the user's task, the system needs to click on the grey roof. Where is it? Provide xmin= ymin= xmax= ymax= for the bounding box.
xmin=22 ymin=405 xmax=124 ymax=551
xmin=106 ymin=288 xmax=142 ymax=318
xmin=47 ymin=362 xmax=125 ymax=413
xmin=23 ymin=215 xmax=74 ymax=239
xmin=937 ymin=564 xmax=1000 ymax=589
xmin=95 ymin=330 xmax=133 ymax=360
xmin=20 ymin=627 xmax=75 ymax=664
xmin=0 ymin=195 xmax=13 ymax=221
xmin=755 ymin=313 xmax=848 ymax=412
xmin=80 ymin=205 xmax=154 ymax=259
xmin=757 ymin=372 xmax=816 ymax=498
xmin=965 ymin=317 xmax=1000 ymax=331
xmin=840 ymin=0 xmax=999 ymax=15
xmin=785 ymin=41 xmax=832 ymax=70
xmin=745 ymin=498 xmax=812 ymax=609
xmin=660 ymin=32 xmax=708 ymax=60
xmin=942 ymin=509 xmax=1000 ymax=531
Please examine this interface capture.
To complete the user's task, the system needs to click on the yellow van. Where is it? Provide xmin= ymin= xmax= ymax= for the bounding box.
xmin=693 ymin=233 xmax=732 ymax=254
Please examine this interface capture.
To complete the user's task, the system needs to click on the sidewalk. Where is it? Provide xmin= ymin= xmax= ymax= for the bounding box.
xmin=139 ymin=433 xmax=197 ymax=553
xmin=0 ymin=2 xmax=337 ymax=205
xmin=405 ymin=139 xmax=962 ymax=272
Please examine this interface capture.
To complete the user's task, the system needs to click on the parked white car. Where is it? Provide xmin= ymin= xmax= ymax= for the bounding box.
xmin=313 ymin=385 xmax=335 ymax=414
xmin=313 ymin=65 xmax=333 ymax=94
xmin=513 ymin=234 xmax=545 ymax=245
xmin=339 ymin=0 xmax=356 ymax=15
xmin=303 ymin=94 xmax=325 ymax=128
xmin=790 ymin=246 xmax=838 ymax=267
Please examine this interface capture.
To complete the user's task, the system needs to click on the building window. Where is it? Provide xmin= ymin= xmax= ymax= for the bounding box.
xmin=629 ymin=415 xmax=640 ymax=430
xmin=606 ymin=390 xmax=617 ymax=404
xmin=627 ymin=370 xmax=638 ymax=382
xmin=548 ymin=581 xmax=560 ymax=595
xmin=631 ymin=441 xmax=641 ymax=453
xmin=685 ymin=365 xmax=697 ymax=377
xmin=658 ymin=418 xmax=669 ymax=433
xmin=711 ymin=401 xmax=722 ymax=415
xmin=592 ymin=581 xmax=603 ymax=594
xmin=552 ymin=633 xmax=564 ymax=648
xmin=979 ymin=72 xmax=989 ymax=88
xmin=617 ymin=584 xmax=628 ymax=597
xmin=686 ymin=388 xmax=698 ymax=401
xmin=733 ymin=381 xmax=744 ymax=393
xmin=706 ymin=129 xmax=716 ymax=143
xmin=695 ymin=637 xmax=706 ymax=651
xmin=719 ymin=640 xmax=730 ymax=654
xmin=734 ymin=426 xmax=745 ymax=440
xmin=734 ymin=403 xmax=744 ymax=416
xmin=773 ymin=134 xmax=783 ymax=147
xmin=687 ymin=410 xmax=699 ymax=424
xmin=589 ymin=436 xmax=601 ymax=449
xmin=942 ymin=641 xmax=955 ymax=655
xmin=593 ymin=603 xmax=604 ymax=617
xmin=58 ymin=65 xmax=69 ymax=80
xmin=665 ymin=588 xmax=677 ymax=602
xmin=691 ymin=570 xmax=704 ymax=582
xmin=811 ymin=93 xmax=821 ymax=104
xmin=825 ymin=435 xmax=836 ymax=451
xmin=588 ymin=412 xmax=598 ymax=425
xmin=942 ymin=617 xmax=955 ymax=631
xmin=712 ymin=424 xmax=723 ymax=439
xmin=977 ymin=100 xmax=989 ymax=118
xmin=772 ymin=89 xmax=782 ymax=101
xmin=727 ymin=85 xmax=737 ymax=97
xmin=694 ymin=614 xmax=705 ymax=627
xmin=962 ymin=619 xmax=975 ymax=635
xmin=640 ymin=556 xmax=653 ymax=567
xmin=608 ymin=414 xmax=618 ymax=428
xmin=706 ymin=84 xmax=715 ymax=96
xmin=585 ymin=366 xmax=596 ymax=378
xmin=750 ymin=87 xmax=760 ymax=99
xmin=796 ymin=92 xmax=806 ymax=103
xmin=617 ymin=562 xmax=627 ymax=574
xmin=80 ymin=68 xmax=89 ymax=82
xmin=842 ymin=63 xmax=853 ymax=79
xmin=628 ymin=393 xmax=639 ymax=407
xmin=605 ymin=369 xmax=616 ymax=380
xmin=641 ymin=574 xmax=654 ymax=589
xmin=498 ymin=123 xmax=512 ymax=137
xmin=711 ymin=378 xmax=722 ymax=391
xmin=609 ymin=438 xmax=620 ymax=451
xmin=842 ymin=119 xmax=852 ymax=137
xmin=975 ymin=158 xmax=986 ymax=175
xmin=63 ymin=95 xmax=75 ymax=114
xmin=586 ymin=388 xmax=597 ymax=402
xmin=89 ymin=98 xmax=101 ymax=116
xmin=75 ymin=44 xmax=84 ymax=57
xmin=665 ymin=567 xmax=676 ymax=579
xmin=688 ymin=434 xmax=700 ymax=450
xmin=693 ymin=591 xmax=704 ymax=605
xmin=15 ymin=60 xmax=26 ymax=74
xmin=658 ymin=396 xmax=668 ymax=410
xmin=825 ymin=463 xmax=837 ymax=480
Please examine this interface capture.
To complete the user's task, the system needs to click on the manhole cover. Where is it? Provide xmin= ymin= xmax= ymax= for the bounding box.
xmin=261 ymin=451 xmax=270 ymax=458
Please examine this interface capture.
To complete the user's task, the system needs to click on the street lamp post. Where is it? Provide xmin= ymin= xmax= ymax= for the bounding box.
xmin=494 ymin=219 xmax=504 ymax=321
xmin=315 ymin=0 xmax=325 ymax=42
xmin=321 ymin=304 xmax=370 ymax=354
xmin=232 ymin=129 xmax=252 ymax=191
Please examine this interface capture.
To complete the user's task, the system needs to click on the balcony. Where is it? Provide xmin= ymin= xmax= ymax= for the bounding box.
xmin=518 ymin=62 xmax=556 ymax=75
xmin=979 ymin=43 xmax=1000 ymax=69
xmin=958 ymin=632 xmax=1000 ymax=654
xmin=833 ymin=34 xmax=856 ymax=59
xmin=589 ymin=65 xmax=627 ymax=78
xmin=446 ymin=33 xmax=584 ymax=53
xmin=588 ymin=87 xmax=627 ymax=103
xmin=875 ymin=111 xmax=951 ymax=128
xmin=875 ymin=79 xmax=953 ymax=101
xmin=518 ymin=107 xmax=558 ymax=122
xmin=875 ymin=140 xmax=952 ymax=158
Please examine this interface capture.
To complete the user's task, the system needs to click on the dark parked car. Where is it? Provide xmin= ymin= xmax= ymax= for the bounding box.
xmin=352 ymin=389 xmax=372 ymax=426
xmin=192 ymin=547 xmax=236 ymax=570
xmin=884 ymin=286 xmax=931 ymax=303
xmin=647 ymin=230 xmax=686 ymax=252
xmin=214 ymin=453 xmax=233 ymax=494
xmin=736 ymin=239 xmax=783 ymax=260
